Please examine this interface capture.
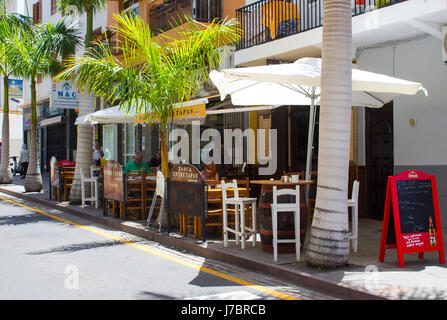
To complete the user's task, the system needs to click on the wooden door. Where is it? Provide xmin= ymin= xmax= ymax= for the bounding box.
xmin=366 ymin=101 xmax=394 ymax=219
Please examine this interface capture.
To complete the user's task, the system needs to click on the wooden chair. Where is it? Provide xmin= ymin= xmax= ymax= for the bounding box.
xmin=59 ymin=166 xmax=75 ymax=201
xmin=104 ymin=199 xmax=123 ymax=219
xmin=185 ymin=181 xmax=223 ymax=240
xmin=125 ymin=173 xmax=145 ymax=220
xmin=305 ymin=171 xmax=318 ymax=225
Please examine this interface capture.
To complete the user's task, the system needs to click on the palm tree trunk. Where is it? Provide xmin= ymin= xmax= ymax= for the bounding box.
xmin=69 ymin=8 xmax=94 ymax=203
xmin=0 ymin=75 xmax=12 ymax=183
xmin=85 ymin=9 xmax=93 ymax=49
xmin=24 ymin=79 xmax=42 ymax=192
xmin=305 ymin=0 xmax=352 ymax=268
xmin=159 ymin=124 xmax=169 ymax=178
xmin=69 ymin=93 xmax=93 ymax=203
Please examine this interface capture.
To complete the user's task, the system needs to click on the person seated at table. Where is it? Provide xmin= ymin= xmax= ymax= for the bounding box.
xmin=149 ymin=150 xmax=161 ymax=172
xmin=124 ymin=152 xmax=151 ymax=174
xmin=201 ymin=162 xmax=219 ymax=183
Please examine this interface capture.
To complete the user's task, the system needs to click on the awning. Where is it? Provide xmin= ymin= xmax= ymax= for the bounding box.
xmin=40 ymin=116 xmax=63 ymax=127
xmin=75 ymin=98 xmax=208 ymax=125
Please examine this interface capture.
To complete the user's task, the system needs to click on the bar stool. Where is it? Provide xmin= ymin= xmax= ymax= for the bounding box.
xmin=271 ymin=185 xmax=301 ymax=262
xmin=348 ymin=180 xmax=360 ymax=252
xmin=221 ymin=179 xmax=257 ymax=249
xmin=80 ymin=166 xmax=99 ymax=209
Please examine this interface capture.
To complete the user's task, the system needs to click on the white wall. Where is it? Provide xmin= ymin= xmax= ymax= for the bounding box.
xmin=0 ymin=113 xmax=23 ymax=157
xmin=21 ymin=0 xmax=108 ymax=106
xmin=357 ymin=35 xmax=447 ymax=167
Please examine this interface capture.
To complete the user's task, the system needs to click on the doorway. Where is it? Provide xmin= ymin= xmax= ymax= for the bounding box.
xmin=365 ymin=101 xmax=394 ymax=219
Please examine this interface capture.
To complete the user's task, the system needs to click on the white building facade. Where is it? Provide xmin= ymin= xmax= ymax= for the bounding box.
xmin=234 ymin=0 xmax=447 ymax=224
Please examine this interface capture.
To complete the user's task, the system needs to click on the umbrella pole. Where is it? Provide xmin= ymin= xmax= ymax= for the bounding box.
xmin=305 ymin=88 xmax=317 ymax=202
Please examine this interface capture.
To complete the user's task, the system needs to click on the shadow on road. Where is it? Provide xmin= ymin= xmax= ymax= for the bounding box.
xmin=26 ymin=239 xmax=142 ymax=255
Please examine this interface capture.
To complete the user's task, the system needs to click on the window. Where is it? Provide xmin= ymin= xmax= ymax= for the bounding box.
xmin=123 ymin=0 xmax=139 ymax=17
xmin=51 ymin=0 xmax=57 ymax=15
xmin=33 ymin=0 xmax=42 ymax=24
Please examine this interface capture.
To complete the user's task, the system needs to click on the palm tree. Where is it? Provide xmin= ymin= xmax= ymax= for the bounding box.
xmin=0 ymin=1 xmax=32 ymax=184
xmin=57 ymin=13 xmax=239 ymax=179
xmin=305 ymin=0 xmax=353 ymax=268
xmin=5 ymin=20 xmax=81 ymax=192
xmin=57 ymin=0 xmax=107 ymax=203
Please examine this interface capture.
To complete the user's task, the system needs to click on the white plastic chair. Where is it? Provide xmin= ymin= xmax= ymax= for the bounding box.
xmin=148 ymin=171 xmax=165 ymax=231
xmin=271 ymin=185 xmax=301 ymax=262
xmin=221 ymin=179 xmax=257 ymax=249
xmin=80 ymin=166 xmax=99 ymax=209
xmin=348 ymin=180 xmax=360 ymax=252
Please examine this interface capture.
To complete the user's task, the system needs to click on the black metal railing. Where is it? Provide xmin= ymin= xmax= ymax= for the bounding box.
xmin=149 ymin=0 xmax=222 ymax=36
xmin=236 ymin=0 xmax=407 ymax=50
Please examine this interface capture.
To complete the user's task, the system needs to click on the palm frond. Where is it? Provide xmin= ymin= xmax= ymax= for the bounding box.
xmin=57 ymin=0 xmax=107 ymax=15
xmin=57 ymin=13 xmax=240 ymax=127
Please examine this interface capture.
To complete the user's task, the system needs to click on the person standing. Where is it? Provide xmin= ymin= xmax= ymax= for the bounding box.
xmin=92 ymin=140 xmax=104 ymax=166
xmin=148 ymin=150 xmax=161 ymax=172
xmin=18 ymin=144 xmax=29 ymax=178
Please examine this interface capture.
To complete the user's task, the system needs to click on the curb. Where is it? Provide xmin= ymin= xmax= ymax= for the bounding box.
xmin=0 ymin=186 xmax=388 ymax=300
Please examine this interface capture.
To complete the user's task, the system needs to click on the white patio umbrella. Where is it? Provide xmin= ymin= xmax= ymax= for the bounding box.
xmin=75 ymin=105 xmax=135 ymax=125
xmin=209 ymin=57 xmax=427 ymax=194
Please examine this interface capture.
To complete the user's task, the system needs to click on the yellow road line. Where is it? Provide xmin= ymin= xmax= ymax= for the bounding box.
xmin=0 ymin=195 xmax=300 ymax=300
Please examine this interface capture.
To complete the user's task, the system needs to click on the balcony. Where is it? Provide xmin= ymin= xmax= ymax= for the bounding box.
xmin=149 ymin=0 xmax=222 ymax=36
xmin=236 ymin=0 xmax=408 ymax=51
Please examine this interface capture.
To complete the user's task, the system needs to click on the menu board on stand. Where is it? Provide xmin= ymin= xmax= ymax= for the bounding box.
xmin=166 ymin=164 xmax=206 ymax=242
xmin=103 ymin=160 xmax=125 ymax=218
xmin=379 ymin=170 xmax=445 ymax=267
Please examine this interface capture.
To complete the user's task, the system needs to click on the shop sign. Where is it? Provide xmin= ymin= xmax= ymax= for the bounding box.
xmin=8 ymin=79 xmax=23 ymax=99
xmin=103 ymin=160 xmax=124 ymax=202
xmin=134 ymin=103 xmax=206 ymax=124
xmin=51 ymin=80 xmax=79 ymax=109
xmin=167 ymin=164 xmax=206 ymax=241
xmin=23 ymin=104 xmax=45 ymax=130
xmin=170 ymin=164 xmax=202 ymax=183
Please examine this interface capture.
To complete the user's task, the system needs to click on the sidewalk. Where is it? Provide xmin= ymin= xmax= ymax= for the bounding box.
xmin=2 ymin=176 xmax=447 ymax=300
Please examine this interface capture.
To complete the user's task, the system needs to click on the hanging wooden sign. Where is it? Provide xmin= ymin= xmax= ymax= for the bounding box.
xmin=379 ymin=170 xmax=445 ymax=267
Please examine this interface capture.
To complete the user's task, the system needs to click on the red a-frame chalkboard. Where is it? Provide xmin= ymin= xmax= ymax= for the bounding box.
xmin=379 ymin=170 xmax=445 ymax=267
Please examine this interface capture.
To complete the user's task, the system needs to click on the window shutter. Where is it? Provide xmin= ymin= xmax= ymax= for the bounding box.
xmin=39 ymin=0 xmax=43 ymax=23
xmin=33 ymin=3 xmax=38 ymax=24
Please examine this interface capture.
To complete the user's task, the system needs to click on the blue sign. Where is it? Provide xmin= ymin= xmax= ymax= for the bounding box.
xmin=8 ymin=79 xmax=23 ymax=99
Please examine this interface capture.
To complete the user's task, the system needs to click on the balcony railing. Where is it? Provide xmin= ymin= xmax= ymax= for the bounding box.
xmin=236 ymin=0 xmax=408 ymax=51
xmin=149 ymin=0 xmax=222 ymax=36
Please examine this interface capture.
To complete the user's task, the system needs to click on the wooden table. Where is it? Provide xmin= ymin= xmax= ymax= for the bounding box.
xmin=250 ymin=180 xmax=314 ymax=253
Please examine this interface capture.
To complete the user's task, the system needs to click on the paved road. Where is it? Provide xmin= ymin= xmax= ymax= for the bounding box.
xmin=0 ymin=193 xmax=336 ymax=300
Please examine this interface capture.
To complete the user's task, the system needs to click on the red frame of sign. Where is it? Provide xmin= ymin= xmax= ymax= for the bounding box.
xmin=379 ymin=170 xmax=445 ymax=267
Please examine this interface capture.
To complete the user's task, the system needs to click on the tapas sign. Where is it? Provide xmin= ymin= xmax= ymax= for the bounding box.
xmin=167 ymin=164 xmax=206 ymax=242
xmin=379 ymin=170 xmax=445 ymax=267
xmin=103 ymin=160 xmax=125 ymax=202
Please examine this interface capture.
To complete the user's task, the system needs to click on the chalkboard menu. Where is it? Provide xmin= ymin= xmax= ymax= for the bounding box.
xmin=396 ymin=179 xmax=435 ymax=234
xmin=379 ymin=170 xmax=445 ymax=268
